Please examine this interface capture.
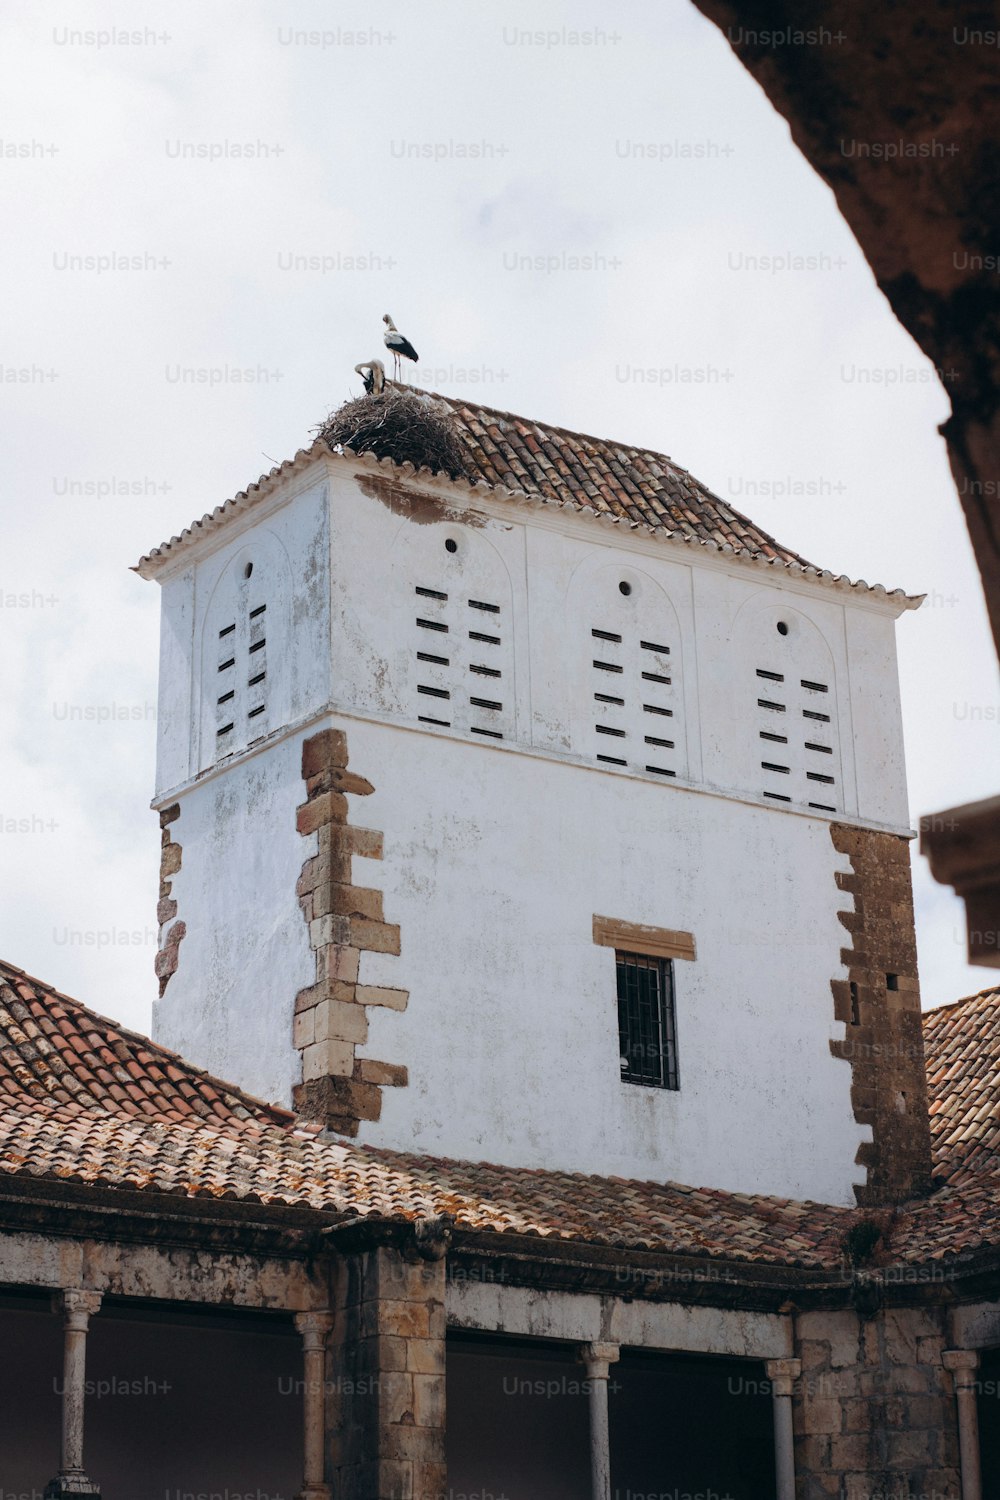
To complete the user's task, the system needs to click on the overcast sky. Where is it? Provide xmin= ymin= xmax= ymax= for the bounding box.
xmin=2 ymin=0 xmax=996 ymax=1037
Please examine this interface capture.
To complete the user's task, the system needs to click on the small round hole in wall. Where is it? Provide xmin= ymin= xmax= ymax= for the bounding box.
xmin=445 ymin=538 xmax=458 ymax=554
xmin=776 ymin=620 xmax=789 ymax=636
xmin=619 ymin=580 xmax=632 ymax=596
xmin=244 ymin=562 xmax=254 ymax=579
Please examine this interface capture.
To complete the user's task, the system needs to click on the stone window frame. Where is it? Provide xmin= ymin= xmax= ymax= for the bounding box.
xmin=593 ymin=916 xmax=696 ymax=1092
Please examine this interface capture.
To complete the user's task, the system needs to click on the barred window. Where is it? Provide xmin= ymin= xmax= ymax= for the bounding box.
xmin=616 ymin=951 xmax=679 ymax=1090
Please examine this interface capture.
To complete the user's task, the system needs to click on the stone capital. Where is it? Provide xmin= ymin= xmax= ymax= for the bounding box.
xmin=765 ymin=1357 xmax=802 ymax=1397
xmin=57 ymin=1290 xmax=102 ymax=1330
xmin=581 ymin=1341 xmax=620 ymax=1379
xmin=943 ymin=1347 xmax=980 ymax=1387
xmin=294 ymin=1310 xmax=334 ymax=1350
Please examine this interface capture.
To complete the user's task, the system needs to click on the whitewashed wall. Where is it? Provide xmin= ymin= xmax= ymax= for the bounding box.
xmin=148 ymin=454 xmax=916 ymax=1203
xmin=351 ymin=712 xmax=867 ymax=1202
xmin=152 ymin=731 xmax=315 ymax=1108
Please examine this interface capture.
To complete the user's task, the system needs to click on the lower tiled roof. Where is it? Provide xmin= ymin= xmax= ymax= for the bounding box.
xmin=923 ymin=983 xmax=1000 ymax=1185
xmin=0 ymin=1090 xmax=851 ymax=1268
xmin=0 ymin=961 xmax=290 ymax=1130
xmin=2 ymin=958 xmax=1000 ymax=1273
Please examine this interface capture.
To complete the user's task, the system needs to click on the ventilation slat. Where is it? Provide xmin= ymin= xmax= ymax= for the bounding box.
xmin=412 ymin=580 xmax=513 ymax=743
xmin=586 ymin=621 xmax=684 ymax=780
xmin=752 ymin=656 xmax=840 ymax=813
xmin=209 ymin=581 xmax=269 ymax=764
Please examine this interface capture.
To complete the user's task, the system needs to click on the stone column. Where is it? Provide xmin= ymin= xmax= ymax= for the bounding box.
xmin=45 ymin=1289 xmax=102 ymax=1500
xmin=764 ymin=1357 xmax=801 ymax=1500
xmin=582 ymin=1341 xmax=620 ymax=1500
xmin=294 ymin=1311 xmax=334 ymax=1500
xmin=944 ymin=1349 xmax=983 ymax=1500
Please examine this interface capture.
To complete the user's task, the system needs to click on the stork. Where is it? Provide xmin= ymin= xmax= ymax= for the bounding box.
xmin=354 ymin=358 xmax=386 ymax=397
xmin=383 ymin=314 xmax=419 ymax=382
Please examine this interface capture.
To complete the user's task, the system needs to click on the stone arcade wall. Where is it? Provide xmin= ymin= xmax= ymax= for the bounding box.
xmin=0 ymin=1205 xmax=984 ymax=1500
xmin=794 ymin=1305 xmax=961 ymax=1500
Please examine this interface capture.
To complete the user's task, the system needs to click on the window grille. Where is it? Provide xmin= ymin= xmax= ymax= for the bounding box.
xmin=616 ymin=951 xmax=679 ymax=1089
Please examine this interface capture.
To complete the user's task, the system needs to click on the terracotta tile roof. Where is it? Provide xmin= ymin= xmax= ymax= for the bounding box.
xmin=4 ymin=958 xmax=1000 ymax=1274
xmin=923 ymin=984 xmax=1000 ymax=1185
xmin=134 ymin=393 xmax=921 ymax=609
xmin=421 ymin=391 xmax=811 ymax=565
xmin=0 ymin=959 xmax=852 ymax=1265
xmin=0 ymin=961 xmax=291 ymax=1131
xmin=0 ymin=1097 xmax=854 ymax=1268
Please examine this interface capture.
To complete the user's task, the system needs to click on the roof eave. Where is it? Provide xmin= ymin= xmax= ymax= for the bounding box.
xmin=134 ymin=443 xmax=923 ymax=611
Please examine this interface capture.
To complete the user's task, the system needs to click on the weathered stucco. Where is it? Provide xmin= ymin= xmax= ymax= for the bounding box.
xmin=446 ymin=1280 xmax=791 ymax=1360
xmin=152 ymin=730 xmax=316 ymax=1106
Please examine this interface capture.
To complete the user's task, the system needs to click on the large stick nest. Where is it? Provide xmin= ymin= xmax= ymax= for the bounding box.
xmin=318 ymin=387 xmax=468 ymax=480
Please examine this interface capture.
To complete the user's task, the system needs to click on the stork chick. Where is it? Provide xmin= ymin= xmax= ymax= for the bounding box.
xmin=383 ymin=314 xmax=419 ymax=382
xmin=354 ymin=358 xmax=386 ymax=397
